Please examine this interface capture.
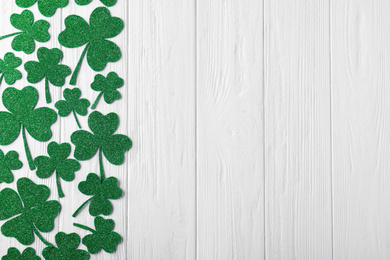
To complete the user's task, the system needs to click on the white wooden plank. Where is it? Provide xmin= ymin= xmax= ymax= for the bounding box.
xmin=197 ymin=0 xmax=264 ymax=259
xmin=264 ymin=0 xmax=333 ymax=259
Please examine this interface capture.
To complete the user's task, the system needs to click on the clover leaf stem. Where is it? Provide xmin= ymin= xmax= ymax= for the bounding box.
xmin=45 ymin=78 xmax=51 ymax=103
xmin=99 ymin=148 xmax=105 ymax=182
xmin=73 ymin=110 xmax=82 ymax=129
xmin=91 ymin=92 xmax=103 ymax=110
xmin=0 ymin=74 xmax=4 ymax=85
xmin=72 ymin=197 xmax=93 ymax=218
xmin=70 ymin=43 xmax=90 ymax=86
xmin=56 ymin=172 xmax=65 ymax=198
xmin=22 ymin=125 xmax=35 ymax=170
xmin=0 ymin=32 xmax=22 ymax=41
xmin=73 ymin=223 xmax=96 ymax=233
xmin=33 ymin=225 xmax=53 ymax=247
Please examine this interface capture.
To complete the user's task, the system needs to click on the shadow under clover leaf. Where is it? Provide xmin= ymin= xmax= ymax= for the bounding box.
xmin=16 ymin=0 xmax=68 ymax=18
xmin=0 ymin=178 xmax=61 ymax=246
xmin=0 ymin=149 xmax=23 ymax=184
xmin=2 ymin=247 xmax=40 ymax=260
xmin=0 ymin=53 xmax=22 ymax=86
xmin=42 ymin=232 xmax=90 ymax=260
xmin=75 ymin=0 xmax=116 ymax=7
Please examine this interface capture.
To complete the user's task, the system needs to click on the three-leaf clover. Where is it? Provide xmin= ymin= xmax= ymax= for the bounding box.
xmin=91 ymin=72 xmax=124 ymax=109
xmin=2 ymin=247 xmax=40 ymax=260
xmin=34 ymin=142 xmax=80 ymax=198
xmin=0 ymin=53 xmax=22 ymax=86
xmin=0 ymin=10 xmax=50 ymax=54
xmin=42 ymin=232 xmax=90 ymax=260
xmin=71 ymin=111 xmax=132 ymax=181
xmin=0 ymin=86 xmax=58 ymax=170
xmin=75 ymin=0 xmax=116 ymax=7
xmin=16 ymin=0 xmax=68 ymax=18
xmin=58 ymin=7 xmax=123 ymax=85
xmin=73 ymin=173 xmax=122 ymax=217
xmin=0 ymin=149 xmax=23 ymax=184
xmin=0 ymin=178 xmax=61 ymax=246
xmin=74 ymin=217 xmax=122 ymax=254
xmin=55 ymin=88 xmax=90 ymax=129
xmin=25 ymin=47 xmax=71 ymax=103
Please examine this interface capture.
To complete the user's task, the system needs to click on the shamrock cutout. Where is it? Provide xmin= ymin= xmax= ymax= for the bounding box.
xmin=42 ymin=232 xmax=90 ymax=260
xmin=73 ymin=173 xmax=122 ymax=217
xmin=25 ymin=47 xmax=71 ymax=103
xmin=0 ymin=10 xmax=50 ymax=54
xmin=0 ymin=86 xmax=57 ymax=170
xmin=0 ymin=53 xmax=22 ymax=86
xmin=55 ymin=88 xmax=90 ymax=129
xmin=2 ymin=247 xmax=40 ymax=260
xmin=0 ymin=149 xmax=23 ymax=184
xmin=16 ymin=0 xmax=68 ymax=18
xmin=74 ymin=216 xmax=122 ymax=254
xmin=58 ymin=7 xmax=123 ymax=85
xmin=75 ymin=0 xmax=116 ymax=7
xmin=34 ymin=142 xmax=80 ymax=198
xmin=91 ymin=72 xmax=124 ymax=109
xmin=0 ymin=178 xmax=61 ymax=246
xmin=71 ymin=111 xmax=132 ymax=181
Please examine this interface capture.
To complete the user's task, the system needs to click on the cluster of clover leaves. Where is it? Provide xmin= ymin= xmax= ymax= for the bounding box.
xmin=0 ymin=0 xmax=131 ymax=259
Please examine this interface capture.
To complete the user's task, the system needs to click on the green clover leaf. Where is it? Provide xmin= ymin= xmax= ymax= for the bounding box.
xmin=75 ymin=0 xmax=116 ymax=7
xmin=0 ymin=178 xmax=61 ymax=246
xmin=0 ymin=10 xmax=50 ymax=54
xmin=0 ymin=149 xmax=23 ymax=184
xmin=42 ymin=232 xmax=90 ymax=260
xmin=16 ymin=0 xmax=68 ymax=18
xmin=2 ymin=247 xmax=40 ymax=260
xmin=71 ymin=111 xmax=132 ymax=181
xmin=91 ymin=72 xmax=123 ymax=110
xmin=34 ymin=142 xmax=80 ymax=198
xmin=25 ymin=47 xmax=71 ymax=104
xmin=55 ymin=88 xmax=90 ymax=129
xmin=0 ymin=53 xmax=22 ymax=86
xmin=74 ymin=216 xmax=121 ymax=254
xmin=58 ymin=7 xmax=123 ymax=85
xmin=0 ymin=86 xmax=58 ymax=170
xmin=73 ymin=173 xmax=122 ymax=217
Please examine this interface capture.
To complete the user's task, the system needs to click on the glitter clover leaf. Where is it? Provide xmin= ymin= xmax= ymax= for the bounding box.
xmin=55 ymin=88 xmax=90 ymax=129
xmin=91 ymin=72 xmax=124 ymax=110
xmin=0 ymin=178 xmax=61 ymax=246
xmin=0 ymin=86 xmax=58 ymax=170
xmin=42 ymin=232 xmax=90 ymax=260
xmin=0 ymin=10 xmax=50 ymax=54
xmin=16 ymin=0 xmax=68 ymax=18
xmin=2 ymin=247 xmax=40 ymax=260
xmin=75 ymin=0 xmax=116 ymax=7
xmin=0 ymin=149 xmax=23 ymax=184
xmin=58 ymin=7 xmax=123 ymax=85
xmin=25 ymin=47 xmax=71 ymax=104
xmin=34 ymin=142 xmax=80 ymax=199
xmin=74 ymin=216 xmax=122 ymax=254
xmin=0 ymin=53 xmax=22 ymax=86
xmin=73 ymin=173 xmax=122 ymax=217
xmin=71 ymin=111 xmax=132 ymax=181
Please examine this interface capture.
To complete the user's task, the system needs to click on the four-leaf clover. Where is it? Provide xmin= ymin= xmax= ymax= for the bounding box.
xmin=74 ymin=216 xmax=122 ymax=254
xmin=75 ymin=0 xmax=116 ymax=7
xmin=58 ymin=7 xmax=123 ymax=85
xmin=0 ymin=53 xmax=22 ymax=86
xmin=16 ymin=0 xmax=68 ymax=18
xmin=55 ymin=88 xmax=90 ymax=129
xmin=42 ymin=232 xmax=90 ymax=260
xmin=34 ymin=142 xmax=80 ymax=198
xmin=0 ymin=149 xmax=23 ymax=184
xmin=91 ymin=72 xmax=124 ymax=109
xmin=25 ymin=47 xmax=71 ymax=103
xmin=0 ymin=86 xmax=58 ymax=170
xmin=73 ymin=173 xmax=122 ymax=217
xmin=0 ymin=10 xmax=50 ymax=54
xmin=2 ymin=247 xmax=40 ymax=260
xmin=0 ymin=178 xmax=61 ymax=246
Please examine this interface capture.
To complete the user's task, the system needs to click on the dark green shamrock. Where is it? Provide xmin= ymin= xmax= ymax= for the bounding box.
xmin=16 ymin=0 xmax=68 ymax=18
xmin=0 ymin=149 xmax=23 ymax=184
xmin=73 ymin=173 xmax=122 ymax=217
xmin=91 ymin=72 xmax=124 ymax=109
xmin=25 ymin=47 xmax=71 ymax=103
xmin=0 ymin=86 xmax=57 ymax=170
xmin=34 ymin=142 xmax=80 ymax=198
xmin=71 ymin=111 xmax=132 ymax=181
xmin=55 ymin=88 xmax=90 ymax=129
xmin=0 ymin=53 xmax=22 ymax=86
xmin=2 ymin=247 xmax=40 ymax=260
xmin=74 ymin=216 xmax=122 ymax=254
xmin=0 ymin=10 xmax=50 ymax=54
xmin=75 ymin=0 xmax=116 ymax=7
xmin=42 ymin=232 xmax=90 ymax=260
xmin=58 ymin=7 xmax=123 ymax=85
xmin=0 ymin=178 xmax=61 ymax=246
